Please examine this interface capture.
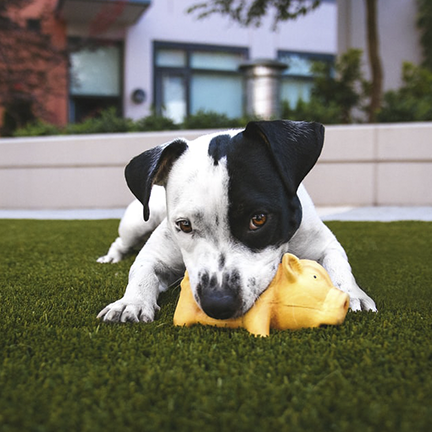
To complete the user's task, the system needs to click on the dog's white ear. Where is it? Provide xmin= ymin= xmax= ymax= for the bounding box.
xmin=125 ymin=139 xmax=188 ymax=221
xmin=244 ymin=120 xmax=324 ymax=196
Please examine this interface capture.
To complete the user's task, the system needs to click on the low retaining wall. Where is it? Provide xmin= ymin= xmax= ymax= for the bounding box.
xmin=304 ymin=122 xmax=432 ymax=206
xmin=1 ymin=122 xmax=432 ymax=209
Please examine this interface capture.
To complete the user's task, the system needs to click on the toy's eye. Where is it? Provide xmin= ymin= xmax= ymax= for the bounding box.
xmin=249 ymin=214 xmax=267 ymax=230
xmin=176 ymin=219 xmax=192 ymax=233
xmin=313 ymin=275 xmax=317 ymax=279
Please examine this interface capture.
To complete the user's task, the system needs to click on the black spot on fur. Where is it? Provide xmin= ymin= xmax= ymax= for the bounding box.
xmin=208 ymin=135 xmax=231 ymax=166
xmin=218 ymin=254 xmax=226 ymax=270
xmin=200 ymin=271 xmax=209 ymax=287
xmin=193 ymin=211 xmax=204 ymax=224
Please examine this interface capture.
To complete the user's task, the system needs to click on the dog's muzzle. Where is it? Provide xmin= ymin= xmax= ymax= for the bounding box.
xmin=197 ymin=271 xmax=242 ymax=320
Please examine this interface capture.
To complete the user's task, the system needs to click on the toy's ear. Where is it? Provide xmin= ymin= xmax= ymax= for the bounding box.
xmin=281 ymin=254 xmax=304 ymax=283
xmin=125 ymin=139 xmax=188 ymax=221
xmin=244 ymin=120 xmax=324 ymax=195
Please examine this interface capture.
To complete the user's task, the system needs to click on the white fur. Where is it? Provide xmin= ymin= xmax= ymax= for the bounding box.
xmin=97 ymin=132 xmax=377 ymax=323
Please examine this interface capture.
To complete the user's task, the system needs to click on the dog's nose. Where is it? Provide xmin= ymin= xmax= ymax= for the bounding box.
xmin=197 ymin=271 xmax=242 ymax=320
xmin=200 ymin=288 xmax=241 ymax=320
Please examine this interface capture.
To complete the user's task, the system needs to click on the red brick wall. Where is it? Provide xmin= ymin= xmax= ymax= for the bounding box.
xmin=0 ymin=0 xmax=68 ymax=133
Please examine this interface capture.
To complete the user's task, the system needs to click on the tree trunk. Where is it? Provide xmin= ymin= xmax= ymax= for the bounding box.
xmin=365 ymin=0 xmax=383 ymax=122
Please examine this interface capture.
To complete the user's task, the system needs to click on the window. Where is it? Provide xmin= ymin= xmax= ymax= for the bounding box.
xmin=154 ymin=42 xmax=248 ymax=123
xmin=69 ymin=41 xmax=122 ymax=123
xmin=278 ymin=51 xmax=334 ymax=109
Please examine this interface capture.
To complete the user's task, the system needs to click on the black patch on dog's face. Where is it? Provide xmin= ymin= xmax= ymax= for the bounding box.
xmin=208 ymin=131 xmax=301 ymax=251
xmin=227 ymin=132 xmax=301 ymax=251
xmin=207 ymin=121 xmax=323 ymax=252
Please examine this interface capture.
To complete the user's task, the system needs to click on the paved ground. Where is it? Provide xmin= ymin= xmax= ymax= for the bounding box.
xmin=318 ymin=206 xmax=432 ymax=222
xmin=0 ymin=208 xmax=126 ymax=220
xmin=1 ymin=206 xmax=432 ymax=221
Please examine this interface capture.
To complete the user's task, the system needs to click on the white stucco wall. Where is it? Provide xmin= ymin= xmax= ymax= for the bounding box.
xmin=2 ymin=122 xmax=432 ymax=209
xmin=337 ymin=0 xmax=422 ymax=92
xmin=123 ymin=0 xmax=337 ymax=120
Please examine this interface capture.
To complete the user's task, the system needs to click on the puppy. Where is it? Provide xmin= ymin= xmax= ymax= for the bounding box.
xmin=97 ymin=120 xmax=377 ymax=323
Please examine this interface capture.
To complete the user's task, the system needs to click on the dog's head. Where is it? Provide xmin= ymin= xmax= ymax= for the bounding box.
xmin=125 ymin=120 xmax=324 ymax=319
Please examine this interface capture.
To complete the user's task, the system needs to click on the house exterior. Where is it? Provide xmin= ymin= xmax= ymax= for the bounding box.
xmin=0 ymin=0 xmax=337 ymax=131
xmin=337 ymin=0 xmax=422 ymax=92
xmin=119 ymin=0 xmax=337 ymax=122
xmin=1 ymin=0 xmax=429 ymax=133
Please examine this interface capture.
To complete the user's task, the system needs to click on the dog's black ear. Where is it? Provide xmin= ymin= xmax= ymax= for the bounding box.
xmin=244 ymin=120 xmax=324 ymax=195
xmin=125 ymin=139 xmax=188 ymax=221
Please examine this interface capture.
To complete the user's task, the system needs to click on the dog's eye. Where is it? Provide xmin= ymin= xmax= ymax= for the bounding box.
xmin=176 ymin=219 xmax=193 ymax=234
xmin=249 ymin=214 xmax=267 ymax=230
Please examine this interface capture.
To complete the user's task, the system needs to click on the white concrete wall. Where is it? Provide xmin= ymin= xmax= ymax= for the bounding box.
xmin=0 ymin=130 xmax=212 ymax=209
xmin=303 ymin=123 xmax=432 ymax=206
xmin=123 ymin=0 xmax=337 ymax=120
xmin=1 ymin=122 xmax=432 ymax=210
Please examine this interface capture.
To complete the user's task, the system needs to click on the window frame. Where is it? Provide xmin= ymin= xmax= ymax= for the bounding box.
xmin=153 ymin=41 xmax=249 ymax=120
xmin=277 ymin=50 xmax=335 ymax=79
xmin=277 ymin=50 xmax=335 ymax=106
xmin=67 ymin=38 xmax=124 ymax=123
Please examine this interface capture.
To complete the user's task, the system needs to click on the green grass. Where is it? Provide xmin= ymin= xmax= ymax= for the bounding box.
xmin=1 ymin=219 xmax=431 ymax=432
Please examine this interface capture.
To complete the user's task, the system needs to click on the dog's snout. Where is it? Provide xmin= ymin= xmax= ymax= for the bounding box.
xmin=197 ymin=271 xmax=242 ymax=320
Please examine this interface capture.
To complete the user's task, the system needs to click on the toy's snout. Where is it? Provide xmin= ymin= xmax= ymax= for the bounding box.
xmin=321 ymin=286 xmax=350 ymax=325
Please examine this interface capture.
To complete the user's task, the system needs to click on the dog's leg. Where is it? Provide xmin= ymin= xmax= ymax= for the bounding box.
xmin=96 ymin=200 xmax=157 ymax=263
xmin=292 ymin=223 xmax=377 ymax=311
xmin=97 ymin=187 xmax=167 ymax=263
xmin=97 ymin=219 xmax=185 ymax=322
xmin=318 ymin=240 xmax=377 ymax=312
xmin=293 ymin=186 xmax=377 ymax=312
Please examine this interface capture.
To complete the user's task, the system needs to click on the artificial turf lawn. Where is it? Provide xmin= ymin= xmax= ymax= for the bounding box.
xmin=0 ymin=219 xmax=431 ymax=432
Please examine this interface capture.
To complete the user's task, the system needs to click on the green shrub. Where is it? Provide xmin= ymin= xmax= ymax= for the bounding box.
xmin=282 ymin=99 xmax=344 ymax=125
xmin=64 ymin=107 xmax=135 ymax=134
xmin=12 ymin=109 xmax=241 ymax=137
xmin=134 ymin=114 xmax=180 ymax=131
xmin=182 ymin=110 xmax=244 ymax=129
xmin=13 ymin=120 xmax=62 ymax=137
xmin=282 ymin=49 xmax=369 ymax=124
xmin=377 ymin=62 xmax=432 ymax=122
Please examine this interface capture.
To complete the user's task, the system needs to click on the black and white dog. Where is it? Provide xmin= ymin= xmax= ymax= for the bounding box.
xmin=97 ymin=120 xmax=376 ymax=323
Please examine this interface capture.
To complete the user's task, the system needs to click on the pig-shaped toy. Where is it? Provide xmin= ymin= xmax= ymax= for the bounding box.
xmin=173 ymin=253 xmax=350 ymax=337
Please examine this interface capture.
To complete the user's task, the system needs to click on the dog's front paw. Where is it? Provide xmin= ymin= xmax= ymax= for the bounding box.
xmin=97 ymin=253 xmax=122 ymax=264
xmin=97 ymin=299 xmax=159 ymax=323
xmin=97 ymin=237 xmax=130 ymax=264
xmin=348 ymin=291 xmax=377 ymax=312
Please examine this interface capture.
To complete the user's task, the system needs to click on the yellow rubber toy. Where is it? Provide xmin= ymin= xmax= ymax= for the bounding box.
xmin=173 ymin=253 xmax=349 ymax=337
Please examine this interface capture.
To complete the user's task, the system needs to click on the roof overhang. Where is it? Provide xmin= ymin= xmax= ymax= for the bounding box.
xmin=57 ymin=0 xmax=151 ymax=29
